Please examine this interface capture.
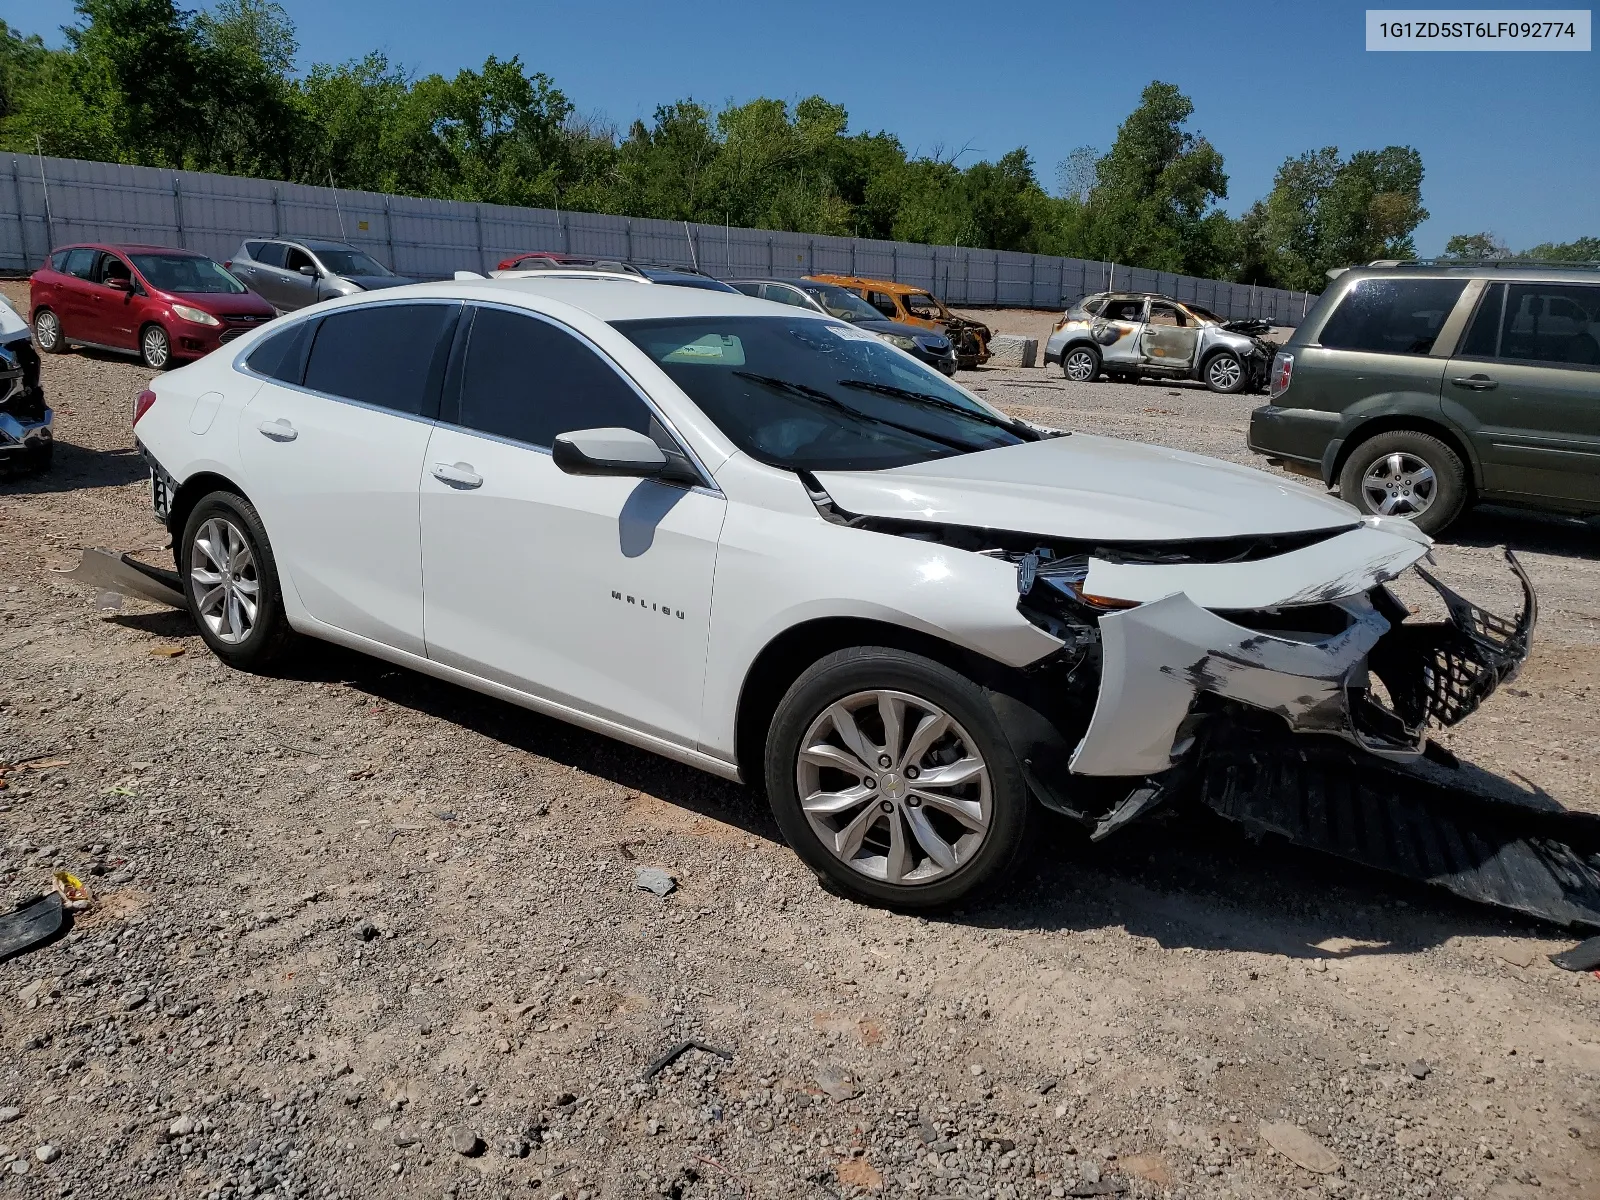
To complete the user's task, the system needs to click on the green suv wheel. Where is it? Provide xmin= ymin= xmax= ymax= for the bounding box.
xmin=1338 ymin=430 xmax=1468 ymax=536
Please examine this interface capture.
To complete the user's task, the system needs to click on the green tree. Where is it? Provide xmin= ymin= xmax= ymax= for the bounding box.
xmin=1442 ymin=231 xmax=1509 ymax=260
xmin=0 ymin=19 xmax=50 ymax=122
xmin=1519 ymin=235 xmax=1600 ymax=261
xmin=1080 ymin=81 xmax=1232 ymax=276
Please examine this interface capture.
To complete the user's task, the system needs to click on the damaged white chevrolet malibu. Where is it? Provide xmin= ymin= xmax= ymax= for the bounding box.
xmin=124 ymin=276 xmax=1535 ymax=908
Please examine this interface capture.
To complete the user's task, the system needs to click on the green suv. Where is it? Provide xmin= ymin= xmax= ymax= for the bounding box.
xmin=1248 ymin=262 xmax=1600 ymax=534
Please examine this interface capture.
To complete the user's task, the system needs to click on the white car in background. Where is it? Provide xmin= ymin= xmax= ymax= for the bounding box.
xmin=126 ymin=277 xmax=1533 ymax=908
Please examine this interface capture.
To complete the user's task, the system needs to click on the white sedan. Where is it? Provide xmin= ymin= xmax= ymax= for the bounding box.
xmin=129 ymin=274 xmax=1533 ymax=907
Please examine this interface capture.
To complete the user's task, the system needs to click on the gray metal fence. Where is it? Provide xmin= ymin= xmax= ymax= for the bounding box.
xmin=0 ymin=154 xmax=1319 ymax=324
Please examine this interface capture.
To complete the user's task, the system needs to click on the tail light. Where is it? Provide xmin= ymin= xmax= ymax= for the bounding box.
xmin=222 ymin=260 xmax=232 ymax=269
xmin=1269 ymin=351 xmax=1293 ymax=399
xmin=133 ymin=387 xmax=157 ymax=425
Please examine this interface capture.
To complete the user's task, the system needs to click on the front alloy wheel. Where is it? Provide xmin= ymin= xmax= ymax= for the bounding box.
xmin=765 ymin=646 xmax=1032 ymax=909
xmin=1204 ymin=351 xmax=1245 ymax=393
xmin=141 ymin=324 xmax=171 ymax=370
xmin=797 ymin=689 xmax=991 ymax=886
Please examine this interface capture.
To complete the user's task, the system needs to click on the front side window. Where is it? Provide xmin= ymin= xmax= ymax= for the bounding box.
xmin=302 ymin=303 xmax=458 ymax=417
xmin=98 ymin=254 xmax=133 ymax=287
xmin=455 ymin=306 xmax=651 ymax=447
xmin=867 ymin=291 xmax=898 ymax=317
xmin=130 ymin=253 xmax=245 ymax=295
xmin=903 ymin=292 xmax=944 ymax=318
xmin=615 ymin=315 xmax=1032 ymax=472
xmin=283 ymin=246 xmax=317 ymax=274
xmin=316 ymin=249 xmax=391 ymax=278
xmin=1500 ymin=283 xmax=1600 ymax=366
xmin=1318 ymin=278 xmax=1468 ymax=355
xmin=800 ymin=284 xmax=882 ymax=323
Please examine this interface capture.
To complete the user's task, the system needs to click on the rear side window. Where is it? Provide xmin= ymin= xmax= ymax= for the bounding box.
xmin=762 ymin=285 xmax=813 ymax=309
xmin=1082 ymin=298 xmax=1106 ymax=316
xmin=62 ymin=248 xmax=98 ymax=280
xmin=243 ymin=240 xmax=265 ymax=259
xmin=245 ymin=319 xmax=316 ymax=385
xmin=1501 ymin=283 xmax=1600 ymax=367
xmin=303 ymin=303 xmax=459 ymax=417
xmin=254 ymin=242 xmax=287 ymax=268
xmin=49 ymin=250 xmax=70 ymax=272
xmin=867 ymin=291 xmax=898 ymax=316
xmin=454 ymin=306 xmax=651 ymax=448
xmin=1318 ymin=279 xmax=1467 ymax=355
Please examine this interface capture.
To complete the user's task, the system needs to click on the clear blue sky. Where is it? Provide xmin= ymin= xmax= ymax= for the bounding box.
xmin=19 ymin=0 xmax=1600 ymax=253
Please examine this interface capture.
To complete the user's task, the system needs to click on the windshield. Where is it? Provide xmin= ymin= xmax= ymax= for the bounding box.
xmin=903 ymin=292 xmax=944 ymax=317
xmin=1186 ymin=304 xmax=1223 ymax=324
xmin=614 ymin=315 xmax=1031 ymax=472
xmin=316 ymin=249 xmax=391 ymax=277
xmin=800 ymin=283 xmax=882 ymax=322
xmin=130 ymin=254 xmax=246 ymax=295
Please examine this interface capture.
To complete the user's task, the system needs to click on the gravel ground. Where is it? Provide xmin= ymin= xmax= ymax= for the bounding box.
xmin=3 ymin=280 xmax=1599 ymax=1200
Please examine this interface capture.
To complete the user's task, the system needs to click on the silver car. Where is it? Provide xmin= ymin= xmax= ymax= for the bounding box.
xmin=226 ymin=238 xmax=414 ymax=313
xmin=1044 ymin=291 xmax=1276 ymax=394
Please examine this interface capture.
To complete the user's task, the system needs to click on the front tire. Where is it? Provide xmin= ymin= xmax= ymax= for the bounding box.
xmin=1203 ymin=350 xmax=1246 ymax=393
xmin=764 ymin=647 xmax=1033 ymax=909
xmin=1062 ymin=345 xmax=1101 ymax=383
xmin=33 ymin=308 xmax=65 ymax=353
xmin=180 ymin=492 xmax=296 ymax=670
xmin=1338 ymin=430 xmax=1468 ymax=535
xmin=140 ymin=324 xmax=172 ymax=370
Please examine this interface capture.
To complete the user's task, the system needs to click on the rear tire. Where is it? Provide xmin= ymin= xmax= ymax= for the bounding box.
xmin=33 ymin=308 xmax=65 ymax=353
xmin=180 ymin=491 xmax=297 ymax=670
xmin=764 ymin=646 xmax=1033 ymax=910
xmin=1062 ymin=345 xmax=1100 ymax=383
xmin=1337 ymin=429 xmax=1468 ymax=536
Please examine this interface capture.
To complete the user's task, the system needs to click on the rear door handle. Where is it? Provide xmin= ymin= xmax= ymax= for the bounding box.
xmin=431 ymin=461 xmax=483 ymax=489
xmin=1452 ymin=374 xmax=1498 ymax=390
xmin=258 ymin=418 xmax=298 ymax=442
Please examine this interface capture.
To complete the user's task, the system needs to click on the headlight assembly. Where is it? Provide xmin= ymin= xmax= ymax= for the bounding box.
xmin=882 ymin=334 xmax=918 ymax=351
xmin=172 ymin=303 xmax=221 ymax=327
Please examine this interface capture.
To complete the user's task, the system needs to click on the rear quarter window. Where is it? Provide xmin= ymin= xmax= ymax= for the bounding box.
xmin=1318 ymin=278 xmax=1467 ymax=355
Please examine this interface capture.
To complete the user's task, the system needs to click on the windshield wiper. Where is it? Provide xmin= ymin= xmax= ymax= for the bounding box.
xmin=730 ymin=372 xmax=973 ymax=452
xmin=836 ymin=379 xmax=1033 ymax=438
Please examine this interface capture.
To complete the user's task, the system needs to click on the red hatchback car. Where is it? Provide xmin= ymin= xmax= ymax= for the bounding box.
xmin=29 ymin=243 xmax=277 ymax=369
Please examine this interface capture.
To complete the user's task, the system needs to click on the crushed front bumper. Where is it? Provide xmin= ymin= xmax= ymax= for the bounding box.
xmin=1068 ymin=550 xmax=1536 ymax=776
xmin=0 ymin=338 xmax=50 ymax=460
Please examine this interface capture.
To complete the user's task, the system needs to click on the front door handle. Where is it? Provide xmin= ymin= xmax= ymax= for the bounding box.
xmin=1452 ymin=374 xmax=1498 ymax=390
xmin=258 ymin=418 xmax=298 ymax=442
xmin=431 ymin=461 xmax=483 ymax=489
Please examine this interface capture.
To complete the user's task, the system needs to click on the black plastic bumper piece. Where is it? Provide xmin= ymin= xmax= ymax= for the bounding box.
xmin=1198 ymin=737 xmax=1600 ymax=931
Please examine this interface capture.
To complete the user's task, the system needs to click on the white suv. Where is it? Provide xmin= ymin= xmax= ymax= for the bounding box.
xmin=130 ymin=278 xmax=1533 ymax=908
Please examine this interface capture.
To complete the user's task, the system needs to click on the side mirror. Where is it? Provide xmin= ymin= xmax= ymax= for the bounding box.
xmin=105 ymin=276 xmax=132 ymax=292
xmin=297 ymin=264 xmax=317 ymax=277
xmin=552 ymin=427 xmax=698 ymax=484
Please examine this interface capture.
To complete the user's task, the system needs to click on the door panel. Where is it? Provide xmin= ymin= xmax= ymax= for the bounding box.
xmin=239 ymin=382 xmax=433 ymax=652
xmin=279 ymin=247 xmax=320 ymax=311
xmin=1140 ymin=303 xmax=1198 ymax=368
xmin=1445 ymin=280 xmax=1600 ymax=505
xmin=53 ymin=248 xmax=100 ymax=337
xmin=419 ymin=429 xmax=725 ymax=745
xmin=92 ymin=253 xmax=139 ymax=350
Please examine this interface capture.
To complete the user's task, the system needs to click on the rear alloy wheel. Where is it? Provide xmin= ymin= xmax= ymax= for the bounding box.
xmin=1338 ymin=430 xmax=1468 ymax=535
xmin=181 ymin=492 xmax=296 ymax=670
xmin=1062 ymin=345 xmax=1100 ymax=382
xmin=140 ymin=324 xmax=172 ymax=370
xmin=33 ymin=308 xmax=65 ymax=353
xmin=765 ymin=647 xmax=1032 ymax=909
xmin=1203 ymin=351 xmax=1246 ymax=393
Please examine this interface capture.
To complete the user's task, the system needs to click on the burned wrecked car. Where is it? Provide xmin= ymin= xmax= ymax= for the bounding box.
xmin=1045 ymin=291 xmax=1276 ymax=393
xmin=0 ymin=293 xmax=50 ymax=473
xmin=807 ymin=274 xmax=992 ymax=368
xmin=103 ymin=280 xmax=1562 ymax=921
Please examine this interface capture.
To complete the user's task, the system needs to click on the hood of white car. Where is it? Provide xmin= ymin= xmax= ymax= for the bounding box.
xmin=813 ymin=433 xmax=1362 ymax=543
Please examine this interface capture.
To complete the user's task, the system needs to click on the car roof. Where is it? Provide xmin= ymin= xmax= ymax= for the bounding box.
xmin=360 ymin=276 xmax=812 ymax=323
xmin=274 ymin=238 xmax=362 ymax=252
xmin=806 ymin=274 xmax=934 ymax=296
xmin=56 ymin=243 xmax=208 ymax=257
xmin=1334 ymin=262 xmax=1600 ymax=284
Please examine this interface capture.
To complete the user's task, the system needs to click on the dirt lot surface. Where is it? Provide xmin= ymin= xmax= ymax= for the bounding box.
xmin=3 ymin=278 xmax=1599 ymax=1200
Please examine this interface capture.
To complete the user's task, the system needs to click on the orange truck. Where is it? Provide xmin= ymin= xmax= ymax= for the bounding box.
xmin=806 ymin=275 xmax=991 ymax=368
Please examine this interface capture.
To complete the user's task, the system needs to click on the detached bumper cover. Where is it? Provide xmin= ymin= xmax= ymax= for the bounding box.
xmin=0 ymin=338 xmax=49 ymax=457
xmin=1068 ymin=550 xmax=1536 ymax=777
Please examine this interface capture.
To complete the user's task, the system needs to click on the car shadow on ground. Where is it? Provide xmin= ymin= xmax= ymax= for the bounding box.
xmin=0 ymin=441 xmax=148 ymax=495
xmin=258 ymin=638 xmax=1566 ymax=962
xmin=1442 ymin=504 xmax=1597 ymax=562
